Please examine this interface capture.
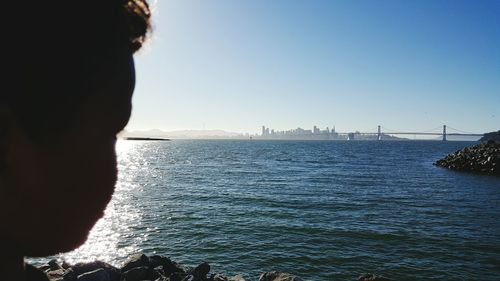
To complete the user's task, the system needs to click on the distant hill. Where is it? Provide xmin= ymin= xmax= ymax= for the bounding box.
xmin=120 ymin=129 xmax=244 ymax=139
xmin=480 ymin=130 xmax=500 ymax=142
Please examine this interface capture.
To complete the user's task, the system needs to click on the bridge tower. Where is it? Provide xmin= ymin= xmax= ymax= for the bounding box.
xmin=377 ymin=125 xmax=381 ymax=141
xmin=442 ymin=125 xmax=447 ymax=141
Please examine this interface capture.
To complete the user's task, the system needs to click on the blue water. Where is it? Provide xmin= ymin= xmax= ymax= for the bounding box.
xmin=32 ymin=140 xmax=500 ymax=280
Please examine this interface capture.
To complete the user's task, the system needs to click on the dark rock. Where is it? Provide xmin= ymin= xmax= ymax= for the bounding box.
xmin=358 ymin=273 xmax=392 ymax=281
xmin=170 ymin=272 xmax=186 ymax=281
xmin=259 ymin=271 xmax=303 ymax=281
xmin=121 ymin=253 xmax=150 ymax=273
xmin=63 ymin=268 xmax=77 ymax=281
xmin=435 ymin=141 xmax=500 ymax=175
xmin=65 ymin=261 xmax=120 ymax=281
xmin=227 ymin=276 xmax=246 ymax=281
xmin=181 ymin=275 xmax=195 ymax=281
xmin=38 ymin=265 xmax=52 ymax=273
xmin=77 ymin=268 xmax=110 ymax=281
xmin=122 ymin=266 xmax=151 ymax=281
xmin=39 ymin=255 xmax=290 ymax=281
xmin=210 ymin=274 xmax=246 ymax=281
xmin=47 ymin=268 xmax=66 ymax=280
xmin=62 ymin=261 xmax=72 ymax=270
xmin=190 ymin=262 xmax=210 ymax=279
xmin=152 ymin=266 xmax=166 ymax=280
xmin=210 ymin=274 xmax=228 ymax=281
xmin=49 ymin=259 xmax=63 ymax=271
xmin=149 ymin=255 xmax=186 ymax=275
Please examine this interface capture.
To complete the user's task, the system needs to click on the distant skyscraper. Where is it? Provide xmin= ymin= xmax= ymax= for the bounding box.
xmin=262 ymin=125 xmax=266 ymax=136
xmin=313 ymin=126 xmax=320 ymax=134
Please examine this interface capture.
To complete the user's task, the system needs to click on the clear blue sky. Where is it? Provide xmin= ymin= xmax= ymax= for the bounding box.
xmin=128 ymin=0 xmax=499 ymax=134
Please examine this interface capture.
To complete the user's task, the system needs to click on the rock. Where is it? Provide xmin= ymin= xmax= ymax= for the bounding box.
xmin=435 ymin=141 xmax=500 ymax=176
xmin=38 ymin=264 xmax=52 ymax=273
xmin=209 ymin=274 xmax=246 ymax=281
xmin=358 ymin=273 xmax=392 ymax=281
xmin=149 ymin=255 xmax=186 ymax=275
xmin=65 ymin=261 xmax=120 ymax=281
xmin=227 ymin=276 xmax=246 ymax=281
xmin=39 ymin=255 xmax=299 ymax=281
xmin=62 ymin=261 xmax=72 ymax=270
xmin=210 ymin=273 xmax=228 ymax=281
xmin=190 ymin=262 xmax=210 ymax=279
xmin=121 ymin=253 xmax=150 ymax=273
xmin=181 ymin=275 xmax=195 ymax=281
xmin=169 ymin=272 xmax=186 ymax=281
xmin=152 ymin=266 xmax=166 ymax=280
xmin=47 ymin=269 xmax=66 ymax=280
xmin=259 ymin=271 xmax=303 ymax=281
xmin=63 ymin=268 xmax=77 ymax=281
xmin=77 ymin=268 xmax=110 ymax=281
xmin=122 ymin=266 xmax=152 ymax=281
xmin=49 ymin=259 xmax=63 ymax=271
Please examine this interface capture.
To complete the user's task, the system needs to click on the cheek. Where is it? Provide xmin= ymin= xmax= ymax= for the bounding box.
xmin=1 ymin=137 xmax=119 ymax=255
xmin=59 ymin=139 xmax=118 ymax=201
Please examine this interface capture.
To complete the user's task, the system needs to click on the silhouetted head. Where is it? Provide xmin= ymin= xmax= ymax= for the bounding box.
xmin=0 ymin=1 xmax=151 ymax=256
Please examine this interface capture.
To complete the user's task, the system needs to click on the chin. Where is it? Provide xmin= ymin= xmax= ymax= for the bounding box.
xmin=24 ymin=234 xmax=89 ymax=257
xmin=25 ymin=215 xmax=99 ymax=257
xmin=26 ymin=225 xmax=90 ymax=257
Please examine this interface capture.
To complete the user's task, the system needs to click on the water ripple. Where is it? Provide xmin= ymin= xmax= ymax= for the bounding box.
xmin=29 ymin=140 xmax=500 ymax=281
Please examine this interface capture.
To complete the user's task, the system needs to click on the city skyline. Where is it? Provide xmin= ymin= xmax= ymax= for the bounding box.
xmin=127 ymin=0 xmax=499 ymax=134
xmin=122 ymin=123 xmax=488 ymax=141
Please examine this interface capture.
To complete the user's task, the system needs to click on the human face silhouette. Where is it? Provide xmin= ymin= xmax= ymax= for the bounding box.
xmin=0 ymin=50 xmax=135 ymax=256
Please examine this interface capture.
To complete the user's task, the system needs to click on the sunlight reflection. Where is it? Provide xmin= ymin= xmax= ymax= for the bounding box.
xmin=53 ymin=140 xmax=147 ymax=266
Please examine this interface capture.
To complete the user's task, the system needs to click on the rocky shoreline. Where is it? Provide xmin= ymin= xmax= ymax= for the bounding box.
xmin=435 ymin=140 xmax=500 ymax=176
xmin=36 ymin=254 xmax=391 ymax=281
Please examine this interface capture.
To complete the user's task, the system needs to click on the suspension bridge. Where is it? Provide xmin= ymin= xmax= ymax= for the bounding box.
xmin=347 ymin=125 xmax=483 ymax=141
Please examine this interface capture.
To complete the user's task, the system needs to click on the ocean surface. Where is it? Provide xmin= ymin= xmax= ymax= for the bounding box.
xmin=30 ymin=140 xmax=500 ymax=280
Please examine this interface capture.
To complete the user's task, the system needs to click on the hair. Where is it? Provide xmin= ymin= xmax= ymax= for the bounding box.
xmin=2 ymin=0 xmax=152 ymax=142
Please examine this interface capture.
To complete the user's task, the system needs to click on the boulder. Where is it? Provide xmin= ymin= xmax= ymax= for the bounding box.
xmin=208 ymin=273 xmax=246 ymax=281
xmin=64 ymin=261 xmax=120 ymax=281
xmin=259 ymin=271 xmax=303 ymax=281
xmin=358 ymin=273 xmax=392 ymax=281
xmin=152 ymin=266 xmax=166 ymax=280
xmin=181 ymin=275 xmax=195 ymax=281
xmin=62 ymin=261 xmax=72 ymax=270
xmin=47 ymin=269 xmax=66 ymax=280
xmin=149 ymin=255 xmax=186 ymax=275
xmin=210 ymin=273 xmax=228 ymax=281
xmin=121 ymin=253 xmax=150 ymax=273
xmin=190 ymin=262 xmax=210 ymax=279
xmin=169 ymin=271 xmax=186 ymax=281
xmin=49 ymin=259 xmax=63 ymax=271
xmin=77 ymin=268 xmax=110 ymax=281
xmin=121 ymin=266 xmax=152 ymax=281
xmin=435 ymin=140 xmax=500 ymax=175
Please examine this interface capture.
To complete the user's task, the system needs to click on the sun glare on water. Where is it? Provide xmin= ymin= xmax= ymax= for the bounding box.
xmin=56 ymin=140 xmax=148 ymax=266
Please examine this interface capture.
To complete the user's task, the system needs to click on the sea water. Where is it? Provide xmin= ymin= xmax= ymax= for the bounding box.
xmin=30 ymin=140 xmax=500 ymax=280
